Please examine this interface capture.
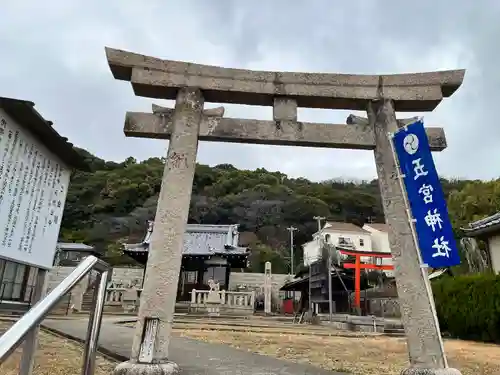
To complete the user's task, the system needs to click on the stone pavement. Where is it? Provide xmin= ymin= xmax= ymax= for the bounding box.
xmin=42 ymin=317 xmax=347 ymax=375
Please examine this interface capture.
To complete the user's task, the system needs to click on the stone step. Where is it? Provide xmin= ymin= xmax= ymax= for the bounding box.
xmin=0 ymin=302 xmax=31 ymax=315
xmin=0 ymin=295 xmax=72 ymax=316
xmin=383 ymin=328 xmax=405 ymax=337
xmin=81 ymin=289 xmax=96 ymax=311
xmin=50 ymin=294 xmax=73 ymax=315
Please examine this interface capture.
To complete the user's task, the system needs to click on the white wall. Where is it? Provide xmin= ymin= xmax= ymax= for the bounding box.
xmin=301 ymin=225 xmax=396 ymax=278
xmin=46 ymin=266 xmax=76 ymax=291
xmin=364 ymin=228 xmax=389 ymax=253
xmin=46 ymin=265 xmax=291 ymax=296
xmin=322 ymin=229 xmax=372 ymax=253
xmin=110 ymin=267 xmax=144 ymax=286
xmin=488 ymin=234 xmax=500 ymax=274
xmin=229 ymin=272 xmax=290 ymax=296
xmin=45 ymin=266 xmax=91 ymax=310
xmin=362 ymin=225 xmax=394 ymax=277
xmin=302 ymin=229 xmax=372 ymax=266
xmin=303 ymin=240 xmax=319 ymax=266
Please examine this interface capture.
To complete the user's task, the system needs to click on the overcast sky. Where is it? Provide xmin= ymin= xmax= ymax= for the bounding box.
xmin=0 ymin=1 xmax=496 ymax=181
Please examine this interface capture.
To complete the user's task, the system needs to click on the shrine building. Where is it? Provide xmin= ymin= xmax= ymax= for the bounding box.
xmin=123 ymin=221 xmax=251 ymax=301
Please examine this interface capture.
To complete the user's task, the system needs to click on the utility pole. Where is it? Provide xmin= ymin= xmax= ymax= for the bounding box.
xmin=313 ymin=216 xmax=325 ymax=233
xmin=313 ymin=215 xmax=325 ymax=264
xmin=313 ymin=215 xmax=332 ymax=320
xmin=327 ymin=242 xmax=333 ymax=322
xmin=311 ymin=216 xmax=326 ymax=318
xmin=286 ymin=226 xmax=298 ymax=275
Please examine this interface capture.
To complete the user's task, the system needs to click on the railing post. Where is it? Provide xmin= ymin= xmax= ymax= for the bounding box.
xmin=191 ymin=289 xmax=196 ymax=304
xmin=19 ymin=268 xmax=47 ymax=375
xmin=81 ymin=269 xmax=109 ymax=375
xmin=220 ymin=290 xmax=226 ymax=305
xmin=66 ymin=292 xmax=72 ymax=315
xmin=0 ymin=256 xmax=109 ymax=366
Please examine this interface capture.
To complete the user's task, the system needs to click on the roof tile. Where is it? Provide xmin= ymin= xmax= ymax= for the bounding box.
xmin=323 ymin=221 xmax=369 ymax=234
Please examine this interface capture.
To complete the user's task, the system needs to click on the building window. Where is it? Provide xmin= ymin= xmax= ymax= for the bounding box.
xmin=338 ymin=237 xmax=352 ymax=246
xmin=183 ymin=271 xmax=197 ymax=284
xmin=0 ymin=259 xmax=35 ymax=302
xmin=359 ymin=239 xmax=364 ymax=247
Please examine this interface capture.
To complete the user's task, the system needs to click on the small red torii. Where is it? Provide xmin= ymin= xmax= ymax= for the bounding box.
xmin=337 ymin=248 xmax=394 ymax=310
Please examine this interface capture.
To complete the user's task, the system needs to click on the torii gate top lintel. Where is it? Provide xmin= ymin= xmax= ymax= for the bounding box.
xmin=105 ymin=47 xmax=465 ymax=112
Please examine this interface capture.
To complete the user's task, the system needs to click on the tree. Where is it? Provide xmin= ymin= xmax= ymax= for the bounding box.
xmin=60 ymin=147 xmax=495 ymax=272
xmin=247 ymin=243 xmax=289 ymax=274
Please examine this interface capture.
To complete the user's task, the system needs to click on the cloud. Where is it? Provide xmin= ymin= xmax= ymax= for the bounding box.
xmin=0 ymin=0 xmax=498 ymax=181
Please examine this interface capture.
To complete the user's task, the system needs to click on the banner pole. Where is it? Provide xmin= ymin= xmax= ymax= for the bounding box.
xmin=387 ymin=122 xmax=448 ymax=368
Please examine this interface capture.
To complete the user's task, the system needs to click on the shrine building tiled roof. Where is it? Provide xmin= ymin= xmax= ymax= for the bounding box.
xmin=124 ymin=221 xmax=250 ymax=257
xmin=462 ymin=212 xmax=500 ymax=237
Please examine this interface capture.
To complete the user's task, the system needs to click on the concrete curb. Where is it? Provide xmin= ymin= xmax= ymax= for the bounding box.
xmin=40 ymin=324 xmax=128 ymax=363
xmin=0 ymin=317 xmax=127 ymax=362
xmin=117 ymin=319 xmax=406 ymax=338
xmin=0 ymin=313 xmax=83 ymax=320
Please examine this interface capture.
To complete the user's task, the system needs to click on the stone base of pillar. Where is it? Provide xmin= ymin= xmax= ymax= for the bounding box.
xmin=401 ymin=367 xmax=462 ymax=375
xmin=113 ymin=361 xmax=180 ymax=375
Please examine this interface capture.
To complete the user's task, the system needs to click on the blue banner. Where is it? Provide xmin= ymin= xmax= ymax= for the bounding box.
xmin=392 ymin=120 xmax=461 ymax=268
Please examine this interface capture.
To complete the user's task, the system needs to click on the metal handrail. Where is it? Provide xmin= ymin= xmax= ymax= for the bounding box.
xmin=0 ymin=255 xmax=110 ymax=375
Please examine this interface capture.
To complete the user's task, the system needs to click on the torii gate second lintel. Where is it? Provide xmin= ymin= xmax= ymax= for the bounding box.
xmin=106 ymin=46 xmax=465 ymax=374
xmin=124 ymin=106 xmax=448 ymax=151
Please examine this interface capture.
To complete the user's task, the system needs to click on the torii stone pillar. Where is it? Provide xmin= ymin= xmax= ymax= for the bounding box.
xmin=367 ymin=100 xmax=453 ymax=373
xmin=114 ymin=87 xmax=204 ymax=375
xmin=105 ymin=46 xmax=464 ymax=375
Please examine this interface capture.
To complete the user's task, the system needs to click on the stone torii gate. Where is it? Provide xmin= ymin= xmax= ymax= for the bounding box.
xmin=106 ymin=47 xmax=464 ymax=375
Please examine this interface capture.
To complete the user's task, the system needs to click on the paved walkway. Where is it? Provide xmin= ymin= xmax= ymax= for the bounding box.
xmin=42 ymin=317 xmax=347 ymax=375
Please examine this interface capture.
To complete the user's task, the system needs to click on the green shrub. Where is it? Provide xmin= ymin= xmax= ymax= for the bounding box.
xmin=432 ymin=273 xmax=500 ymax=343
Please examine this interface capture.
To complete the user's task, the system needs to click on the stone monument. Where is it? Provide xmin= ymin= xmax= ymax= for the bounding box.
xmin=105 ymin=46 xmax=465 ymax=375
xmin=263 ymin=261 xmax=272 ymax=315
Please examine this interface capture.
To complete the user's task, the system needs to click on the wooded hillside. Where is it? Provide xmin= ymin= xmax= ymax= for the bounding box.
xmin=59 ymin=148 xmax=499 ymax=273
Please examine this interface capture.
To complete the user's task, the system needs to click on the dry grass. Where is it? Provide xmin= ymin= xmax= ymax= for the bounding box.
xmin=177 ymin=329 xmax=500 ymax=375
xmin=0 ymin=321 xmax=115 ymax=375
xmin=8 ymin=316 xmax=492 ymax=375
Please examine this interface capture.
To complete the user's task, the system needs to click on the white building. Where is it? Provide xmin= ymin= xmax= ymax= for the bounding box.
xmin=302 ymin=221 xmax=372 ymax=266
xmin=301 ymin=221 xmax=395 ymax=277
xmin=362 ymin=223 xmax=394 ymax=277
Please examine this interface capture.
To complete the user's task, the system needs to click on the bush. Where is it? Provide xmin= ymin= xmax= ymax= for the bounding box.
xmin=432 ymin=273 xmax=500 ymax=343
